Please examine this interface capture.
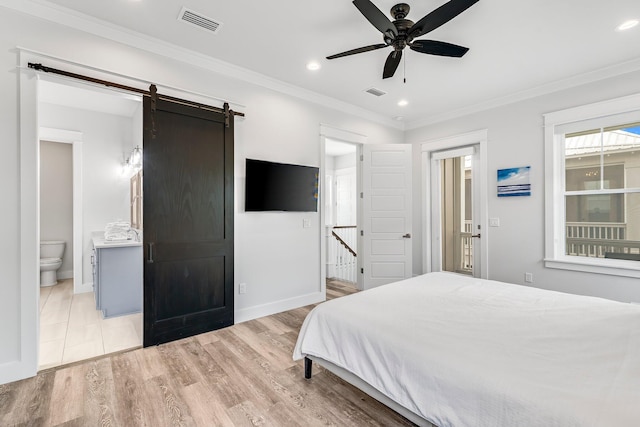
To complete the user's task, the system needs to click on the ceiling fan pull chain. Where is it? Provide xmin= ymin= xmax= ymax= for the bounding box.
xmin=403 ymin=53 xmax=407 ymax=83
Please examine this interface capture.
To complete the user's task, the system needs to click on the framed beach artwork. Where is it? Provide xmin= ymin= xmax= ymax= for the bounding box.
xmin=497 ymin=166 xmax=531 ymax=197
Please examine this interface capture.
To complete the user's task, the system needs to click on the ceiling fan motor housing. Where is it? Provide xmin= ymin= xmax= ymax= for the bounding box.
xmin=327 ymin=0 xmax=479 ymax=79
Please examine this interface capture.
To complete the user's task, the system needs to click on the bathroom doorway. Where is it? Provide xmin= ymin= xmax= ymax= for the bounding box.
xmin=37 ymin=79 xmax=144 ymax=370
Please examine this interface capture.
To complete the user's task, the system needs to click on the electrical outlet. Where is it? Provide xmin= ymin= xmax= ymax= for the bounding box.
xmin=239 ymin=283 xmax=247 ymax=294
xmin=524 ymin=272 xmax=533 ymax=283
xmin=303 ymin=218 xmax=311 ymax=228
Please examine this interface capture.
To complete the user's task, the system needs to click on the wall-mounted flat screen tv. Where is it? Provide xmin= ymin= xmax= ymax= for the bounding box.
xmin=245 ymin=158 xmax=319 ymax=212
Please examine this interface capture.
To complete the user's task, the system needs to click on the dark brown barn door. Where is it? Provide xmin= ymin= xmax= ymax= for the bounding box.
xmin=142 ymin=95 xmax=234 ymax=346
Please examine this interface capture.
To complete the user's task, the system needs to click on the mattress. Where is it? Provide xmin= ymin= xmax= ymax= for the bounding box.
xmin=293 ymin=272 xmax=640 ymax=427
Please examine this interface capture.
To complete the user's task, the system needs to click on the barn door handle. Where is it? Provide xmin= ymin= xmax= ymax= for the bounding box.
xmin=147 ymin=242 xmax=154 ymax=263
xmin=402 ymin=233 xmax=411 ymax=238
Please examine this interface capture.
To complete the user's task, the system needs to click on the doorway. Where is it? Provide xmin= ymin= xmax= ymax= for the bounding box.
xmin=435 ymin=153 xmax=474 ymax=275
xmin=422 ymin=130 xmax=488 ymax=278
xmin=325 ymin=138 xmax=359 ymax=288
xmin=36 ymin=79 xmax=144 ymax=370
xmin=320 ymin=125 xmax=368 ymax=292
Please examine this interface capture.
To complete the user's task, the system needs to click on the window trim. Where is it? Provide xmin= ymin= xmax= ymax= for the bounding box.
xmin=544 ymin=93 xmax=640 ymax=278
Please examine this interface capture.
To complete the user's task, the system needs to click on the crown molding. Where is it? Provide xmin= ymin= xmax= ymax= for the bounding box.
xmin=1 ymin=0 xmax=404 ymax=130
xmin=405 ymin=56 xmax=640 ymax=130
xmin=5 ymin=0 xmax=639 ymax=134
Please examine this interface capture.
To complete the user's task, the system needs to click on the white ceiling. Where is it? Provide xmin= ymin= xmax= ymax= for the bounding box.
xmin=27 ymin=0 xmax=640 ymax=128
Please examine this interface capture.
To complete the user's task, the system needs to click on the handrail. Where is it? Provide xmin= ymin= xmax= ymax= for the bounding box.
xmin=332 ymin=230 xmax=356 ymax=257
xmin=333 ymin=225 xmax=357 ymax=229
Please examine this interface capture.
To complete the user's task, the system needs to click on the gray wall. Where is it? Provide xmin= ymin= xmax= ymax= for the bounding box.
xmin=407 ymin=69 xmax=640 ymax=304
xmin=39 ymin=140 xmax=73 ymax=278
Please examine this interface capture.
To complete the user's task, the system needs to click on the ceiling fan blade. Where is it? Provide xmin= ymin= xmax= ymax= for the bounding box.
xmin=408 ymin=0 xmax=479 ymax=39
xmin=410 ymin=40 xmax=469 ymax=57
xmin=382 ymin=50 xmax=402 ymax=79
xmin=327 ymin=43 xmax=388 ymax=60
xmin=352 ymin=0 xmax=398 ymax=39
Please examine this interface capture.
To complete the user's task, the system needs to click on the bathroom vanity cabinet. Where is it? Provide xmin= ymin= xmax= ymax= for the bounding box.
xmin=92 ymin=237 xmax=142 ymax=318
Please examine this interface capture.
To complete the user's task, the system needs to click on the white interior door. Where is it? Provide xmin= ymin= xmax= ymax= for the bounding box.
xmin=362 ymin=144 xmax=412 ymax=289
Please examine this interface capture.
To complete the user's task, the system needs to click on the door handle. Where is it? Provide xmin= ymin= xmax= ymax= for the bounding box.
xmin=402 ymin=233 xmax=411 ymax=238
xmin=147 ymin=242 xmax=154 ymax=263
xmin=471 ymin=233 xmax=481 ymax=238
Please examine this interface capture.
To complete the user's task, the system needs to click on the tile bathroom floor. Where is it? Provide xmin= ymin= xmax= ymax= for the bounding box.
xmin=39 ymin=279 xmax=142 ymax=370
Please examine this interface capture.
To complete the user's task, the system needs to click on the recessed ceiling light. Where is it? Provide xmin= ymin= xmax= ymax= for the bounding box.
xmin=397 ymin=99 xmax=408 ymax=107
xmin=617 ymin=19 xmax=639 ymax=31
xmin=394 ymin=116 xmax=404 ymax=121
xmin=306 ymin=61 xmax=321 ymax=71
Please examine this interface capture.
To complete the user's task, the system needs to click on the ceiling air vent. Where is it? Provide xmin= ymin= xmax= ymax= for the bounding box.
xmin=365 ymin=87 xmax=386 ymax=97
xmin=178 ymin=7 xmax=223 ymax=34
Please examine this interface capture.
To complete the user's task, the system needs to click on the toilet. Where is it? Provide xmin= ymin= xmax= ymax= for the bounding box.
xmin=40 ymin=240 xmax=65 ymax=287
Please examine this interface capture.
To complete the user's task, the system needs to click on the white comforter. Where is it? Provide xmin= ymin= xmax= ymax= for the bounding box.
xmin=293 ymin=272 xmax=640 ymax=427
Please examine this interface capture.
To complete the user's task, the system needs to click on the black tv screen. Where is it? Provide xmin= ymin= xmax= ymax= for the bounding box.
xmin=245 ymin=159 xmax=319 ymax=212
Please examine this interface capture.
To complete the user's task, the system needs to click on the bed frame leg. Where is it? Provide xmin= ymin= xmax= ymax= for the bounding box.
xmin=304 ymin=357 xmax=312 ymax=379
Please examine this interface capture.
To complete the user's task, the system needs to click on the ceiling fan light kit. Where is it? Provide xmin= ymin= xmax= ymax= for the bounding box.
xmin=327 ymin=0 xmax=479 ymax=79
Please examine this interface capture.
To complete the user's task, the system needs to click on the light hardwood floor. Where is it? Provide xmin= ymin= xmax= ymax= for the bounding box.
xmin=2 ymin=280 xmax=417 ymax=426
xmin=39 ymin=279 xmax=142 ymax=369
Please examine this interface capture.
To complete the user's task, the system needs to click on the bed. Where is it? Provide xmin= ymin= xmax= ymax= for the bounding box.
xmin=293 ymin=272 xmax=640 ymax=427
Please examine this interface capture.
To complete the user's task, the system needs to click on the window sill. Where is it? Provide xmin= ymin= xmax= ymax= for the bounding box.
xmin=545 ymin=257 xmax=640 ymax=279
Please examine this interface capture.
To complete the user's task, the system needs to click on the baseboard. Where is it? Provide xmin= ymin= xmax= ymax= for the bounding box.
xmin=74 ymin=281 xmax=94 ymax=294
xmin=0 ymin=360 xmax=36 ymax=385
xmin=235 ymin=291 xmax=325 ymax=324
xmin=57 ymin=270 xmax=73 ymax=280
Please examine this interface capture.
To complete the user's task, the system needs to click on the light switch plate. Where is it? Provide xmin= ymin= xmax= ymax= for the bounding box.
xmin=489 ymin=217 xmax=500 ymax=227
xmin=303 ymin=219 xmax=311 ymax=228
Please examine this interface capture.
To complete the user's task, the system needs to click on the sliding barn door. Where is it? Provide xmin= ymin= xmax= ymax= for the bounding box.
xmin=143 ymin=95 xmax=234 ymax=346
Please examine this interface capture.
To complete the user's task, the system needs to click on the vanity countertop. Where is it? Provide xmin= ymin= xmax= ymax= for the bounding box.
xmin=92 ymin=233 xmax=142 ymax=249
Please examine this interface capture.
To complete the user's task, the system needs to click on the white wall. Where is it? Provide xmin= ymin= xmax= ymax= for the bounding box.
xmin=39 ymin=140 xmax=73 ymax=279
xmin=0 ymin=6 xmax=402 ymax=383
xmin=407 ymin=69 xmax=640 ymax=304
xmin=39 ymin=103 xmax=133 ymax=286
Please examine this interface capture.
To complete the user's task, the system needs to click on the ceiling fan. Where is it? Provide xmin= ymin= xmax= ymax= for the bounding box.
xmin=327 ymin=0 xmax=479 ymax=79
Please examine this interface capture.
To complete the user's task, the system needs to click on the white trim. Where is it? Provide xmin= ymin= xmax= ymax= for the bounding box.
xmin=39 ymin=126 xmax=86 ymax=294
xmin=319 ymin=136 xmax=327 ymax=297
xmin=3 ymin=50 xmax=39 ymax=385
xmin=544 ymin=93 xmax=640 ymax=278
xmin=545 ymin=258 xmax=640 ymax=279
xmin=431 ymin=146 xmax=475 ymax=161
xmin=3 ymin=1 xmax=401 ymax=130
xmin=544 ymin=92 xmax=640 ymax=125
xmin=320 ymin=124 xmax=369 ymax=144
xmin=421 ymin=129 xmax=488 ymax=279
xmin=235 ymin=291 xmax=325 ymax=324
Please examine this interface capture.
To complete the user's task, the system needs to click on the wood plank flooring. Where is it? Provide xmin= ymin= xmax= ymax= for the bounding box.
xmin=1 ymin=280 xmax=417 ymax=426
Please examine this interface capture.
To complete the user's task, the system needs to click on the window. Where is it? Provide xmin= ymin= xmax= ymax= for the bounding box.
xmin=544 ymin=94 xmax=640 ymax=278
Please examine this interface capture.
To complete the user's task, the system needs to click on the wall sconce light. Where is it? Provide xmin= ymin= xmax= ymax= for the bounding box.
xmin=130 ymin=146 xmax=142 ymax=169
xmin=121 ymin=146 xmax=142 ymax=177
